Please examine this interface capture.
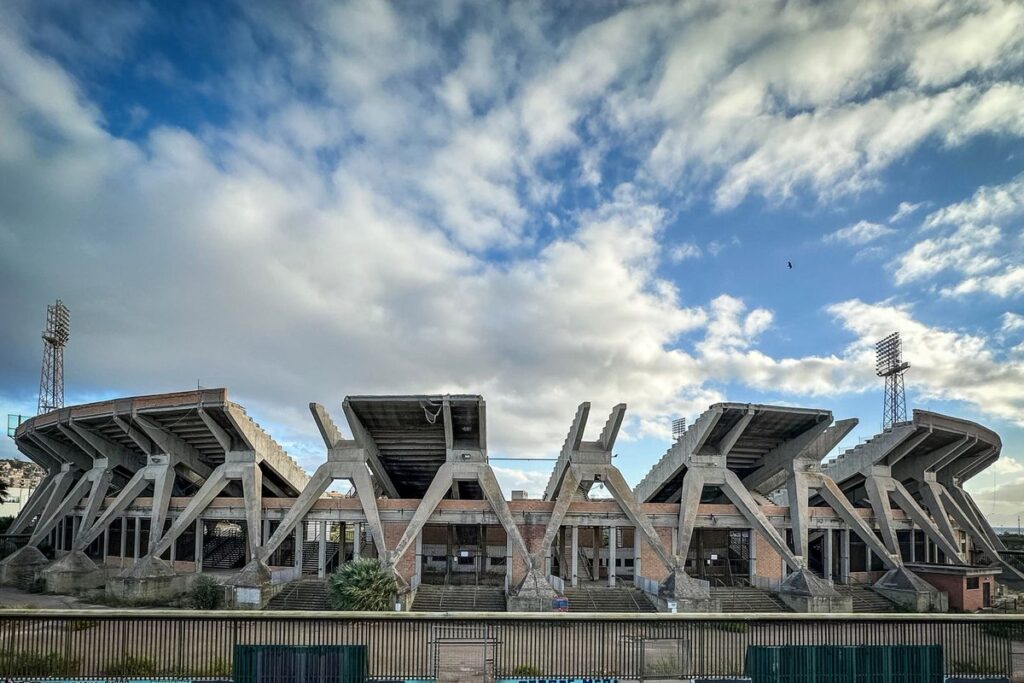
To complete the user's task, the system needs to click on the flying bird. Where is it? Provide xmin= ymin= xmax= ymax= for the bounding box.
xmin=787 ymin=261 xmax=793 ymax=269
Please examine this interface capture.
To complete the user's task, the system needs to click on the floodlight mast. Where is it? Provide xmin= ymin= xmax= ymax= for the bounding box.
xmin=875 ymin=331 xmax=909 ymax=429
xmin=672 ymin=417 xmax=687 ymax=441
xmin=38 ymin=299 xmax=70 ymax=415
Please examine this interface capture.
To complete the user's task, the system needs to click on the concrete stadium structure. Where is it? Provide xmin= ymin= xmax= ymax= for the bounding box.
xmin=1 ymin=389 xmax=1019 ymax=613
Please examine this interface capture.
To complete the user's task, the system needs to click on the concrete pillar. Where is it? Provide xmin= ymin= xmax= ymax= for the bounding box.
xmin=633 ymin=526 xmax=641 ymax=581
xmin=170 ymin=526 xmax=176 ymax=564
xmin=571 ymin=525 xmax=579 ymax=588
xmin=909 ymin=528 xmax=916 ymax=563
xmin=102 ymin=527 xmax=109 ymax=563
xmin=294 ymin=524 xmax=303 ymax=571
xmin=353 ymin=522 xmax=361 ymax=559
xmin=263 ymin=519 xmax=272 ymax=559
xmin=823 ymin=529 xmax=833 ymax=582
xmin=446 ymin=525 xmax=453 ymax=578
xmin=57 ymin=517 xmax=65 ymax=552
xmin=840 ymin=528 xmax=850 ymax=584
xmin=72 ymin=515 xmax=80 ymax=543
xmin=133 ymin=518 xmax=141 ymax=559
xmin=415 ymin=528 xmax=423 ymax=585
xmin=607 ymin=526 xmax=616 ymax=587
xmin=119 ymin=516 xmax=127 ymax=560
xmin=924 ymin=534 xmax=932 ymax=564
xmin=505 ymin=531 xmax=512 ymax=589
xmin=338 ymin=522 xmax=346 ymax=567
xmin=592 ymin=526 xmax=600 ymax=582
xmin=748 ymin=529 xmax=757 ymax=582
xmin=195 ymin=519 xmax=204 ymax=573
xmin=318 ymin=520 xmax=327 ymax=579
xmin=865 ymin=544 xmax=872 ymax=572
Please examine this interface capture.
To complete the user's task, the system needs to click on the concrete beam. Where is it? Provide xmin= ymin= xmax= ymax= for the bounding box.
xmin=26 ymin=432 xmax=91 ymax=472
xmin=65 ymin=422 xmax=144 ymax=472
xmin=742 ymin=417 xmax=838 ymax=494
xmin=133 ymin=414 xmax=214 ymax=480
xmin=340 ymin=401 xmax=399 ymax=499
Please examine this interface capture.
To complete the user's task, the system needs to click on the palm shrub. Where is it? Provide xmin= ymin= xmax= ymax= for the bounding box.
xmin=189 ymin=575 xmax=222 ymax=609
xmin=328 ymin=558 xmax=397 ymax=611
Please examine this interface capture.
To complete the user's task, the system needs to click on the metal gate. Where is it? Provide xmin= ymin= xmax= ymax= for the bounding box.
xmin=431 ymin=623 xmax=497 ymax=683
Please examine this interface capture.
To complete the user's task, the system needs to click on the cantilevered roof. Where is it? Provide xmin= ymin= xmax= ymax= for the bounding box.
xmin=823 ymin=409 xmax=1001 ymax=500
xmin=344 ymin=394 xmax=485 ymax=498
xmin=634 ymin=402 xmax=833 ymax=503
xmin=14 ymin=389 xmax=309 ymax=497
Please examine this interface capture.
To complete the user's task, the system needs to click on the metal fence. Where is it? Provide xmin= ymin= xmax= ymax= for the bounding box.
xmin=0 ymin=610 xmax=1021 ymax=680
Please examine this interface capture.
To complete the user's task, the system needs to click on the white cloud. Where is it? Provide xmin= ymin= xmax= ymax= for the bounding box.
xmin=669 ymin=242 xmax=702 ymax=262
xmin=923 ymin=173 xmax=1024 ymax=230
xmin=889 ymin=201 xmax=924 ymax=223
xmin=893 ymin=224 xmax=1002 ymax=285
xmin=1003 ymin=312 xmax=1024 ymax=334
xmin=825 ymin=220 xmax=895 ymax=245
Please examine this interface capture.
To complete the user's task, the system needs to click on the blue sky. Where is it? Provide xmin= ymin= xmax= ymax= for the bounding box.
xmin=1 ymin=1 xmax=1023 ymax=521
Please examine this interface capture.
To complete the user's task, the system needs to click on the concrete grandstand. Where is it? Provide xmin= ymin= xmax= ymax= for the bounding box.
xmin=0 ymin=389 xmax=1017 ymax=613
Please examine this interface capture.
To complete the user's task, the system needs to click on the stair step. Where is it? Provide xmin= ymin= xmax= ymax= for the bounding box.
xmin=411 ymin=585 xmax=506 ymax=612
xmin=561 ymin=587 xmax=657 ymax=613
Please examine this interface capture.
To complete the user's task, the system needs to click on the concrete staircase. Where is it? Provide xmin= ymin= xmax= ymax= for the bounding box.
xmin=299 ymin=540 xmax=339 ymax=575
xmin=560 ymin=585 xmax=657 ymax=613
xmin=202 ymin=534 xmax=246 ymax=570
xmin=833 ymin=583 xmax=899 ymax=612
xmin=411 ymin=584 xmax=506 ymax=612
xmin=710 ymin=586 xmax=792 ymax=612
xmin=266 ymin=579 xmax=331 ymax=611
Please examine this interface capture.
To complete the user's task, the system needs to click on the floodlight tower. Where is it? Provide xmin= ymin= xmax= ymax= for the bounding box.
xmin=672 ymin=417 xmax=687 ymax=441
xmin=875 ymin=331 xmax=909 ymax=429
xmin=37 ymin=299 xmax=70 ymax=414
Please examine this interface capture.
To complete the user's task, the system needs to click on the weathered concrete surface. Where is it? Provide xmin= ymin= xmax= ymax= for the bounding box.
xmin=874 ymin=566 xmax=948 ymax=612
xmin=0 ymin=545 xmax=49 ymax=587
xmin=777 ymin=569 xmax=851 ymax=613
xmin=41 ymin=550 xmax=105 ymax=594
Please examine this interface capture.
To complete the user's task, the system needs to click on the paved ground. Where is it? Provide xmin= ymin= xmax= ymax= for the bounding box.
xmin=0 ymin=586 xmax=97 ymax=609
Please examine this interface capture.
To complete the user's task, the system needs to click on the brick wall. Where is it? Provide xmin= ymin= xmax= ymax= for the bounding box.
xmin=384 ymin=521 xmax=415 ymax=584
xmin=638 ymin=526 xmax=674 ymax=582
xmin=914 ymin=571 xmax=996 ymax=612
xmin=753 ymin=533 xmax=784 ymax=584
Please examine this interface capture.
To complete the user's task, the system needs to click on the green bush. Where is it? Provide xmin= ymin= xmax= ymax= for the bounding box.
xmin=952 ymin=657 xmax=1003 ymax=675
xmin=0 ymin=651 xmax=78 ymax=677
xmin=511 ymin=664 xmax=542 ymax=676
xmin=105 ymin=655 xmax=158 ymax=677
xmin=328 ymin=558 xmax=397 ymax=611
xmin=189 ymin=575 xmax=222 ymax=609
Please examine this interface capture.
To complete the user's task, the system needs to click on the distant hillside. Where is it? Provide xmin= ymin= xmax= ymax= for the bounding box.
xmin=0 ymin=459 xmax=44 ymax=489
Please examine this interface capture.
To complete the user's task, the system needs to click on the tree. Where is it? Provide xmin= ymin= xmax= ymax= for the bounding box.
xmin=327 ymin=558 xmax=397 ymax=611
xmin=0 ymin=477 xmax=8 ymax=503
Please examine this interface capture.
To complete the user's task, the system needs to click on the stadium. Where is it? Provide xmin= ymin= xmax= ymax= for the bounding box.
xmin=1 ymin=387 xmax=1017 ymax=615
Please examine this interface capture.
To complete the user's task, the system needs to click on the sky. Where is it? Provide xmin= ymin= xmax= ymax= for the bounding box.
xmin=1 ymin=0 xmax=1023 ymax=523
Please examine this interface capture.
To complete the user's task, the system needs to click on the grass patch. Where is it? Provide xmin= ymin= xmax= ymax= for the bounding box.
xmin=0 ymin=651 xmax=78 ymax=677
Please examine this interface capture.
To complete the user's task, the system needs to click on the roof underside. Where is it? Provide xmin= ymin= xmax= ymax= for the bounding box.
xmin=645 ymin=403 xmax=832 ymax=503
xmin=346 ymin=394 xmax=484 ymax=499
xmin=14 ymin=389 xmax=304 ymax=497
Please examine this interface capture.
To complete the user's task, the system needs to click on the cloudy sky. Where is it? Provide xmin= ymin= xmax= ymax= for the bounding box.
xmin=1 ymin=0 xmax=1023 ymax=522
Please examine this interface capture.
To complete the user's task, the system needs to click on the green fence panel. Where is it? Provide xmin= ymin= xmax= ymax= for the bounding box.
xmin=234 ymin=645 xmax=368 ymax=683
xmin=744 ymin=645 xmax=943 ymax=683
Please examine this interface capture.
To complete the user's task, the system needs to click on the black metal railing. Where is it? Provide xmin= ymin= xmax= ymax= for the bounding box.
xmin=0 ymin=610 xmax=1020 ymax=680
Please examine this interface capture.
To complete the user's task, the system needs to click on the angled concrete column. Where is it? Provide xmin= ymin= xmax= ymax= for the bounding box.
xmin=8 ymin=473 xmax=56 ymax=535
xmin=258 ymin=403 xmax=392 ymax=567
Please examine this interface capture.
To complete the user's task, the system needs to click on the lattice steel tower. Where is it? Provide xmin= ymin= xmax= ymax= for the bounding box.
xmin=876 ymin=331 xmax=909 ymax=429
xmin=38 ymin=300 xmax=70 ymax=414
xmin=672 ymin=417 xmax=687 ymax=441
